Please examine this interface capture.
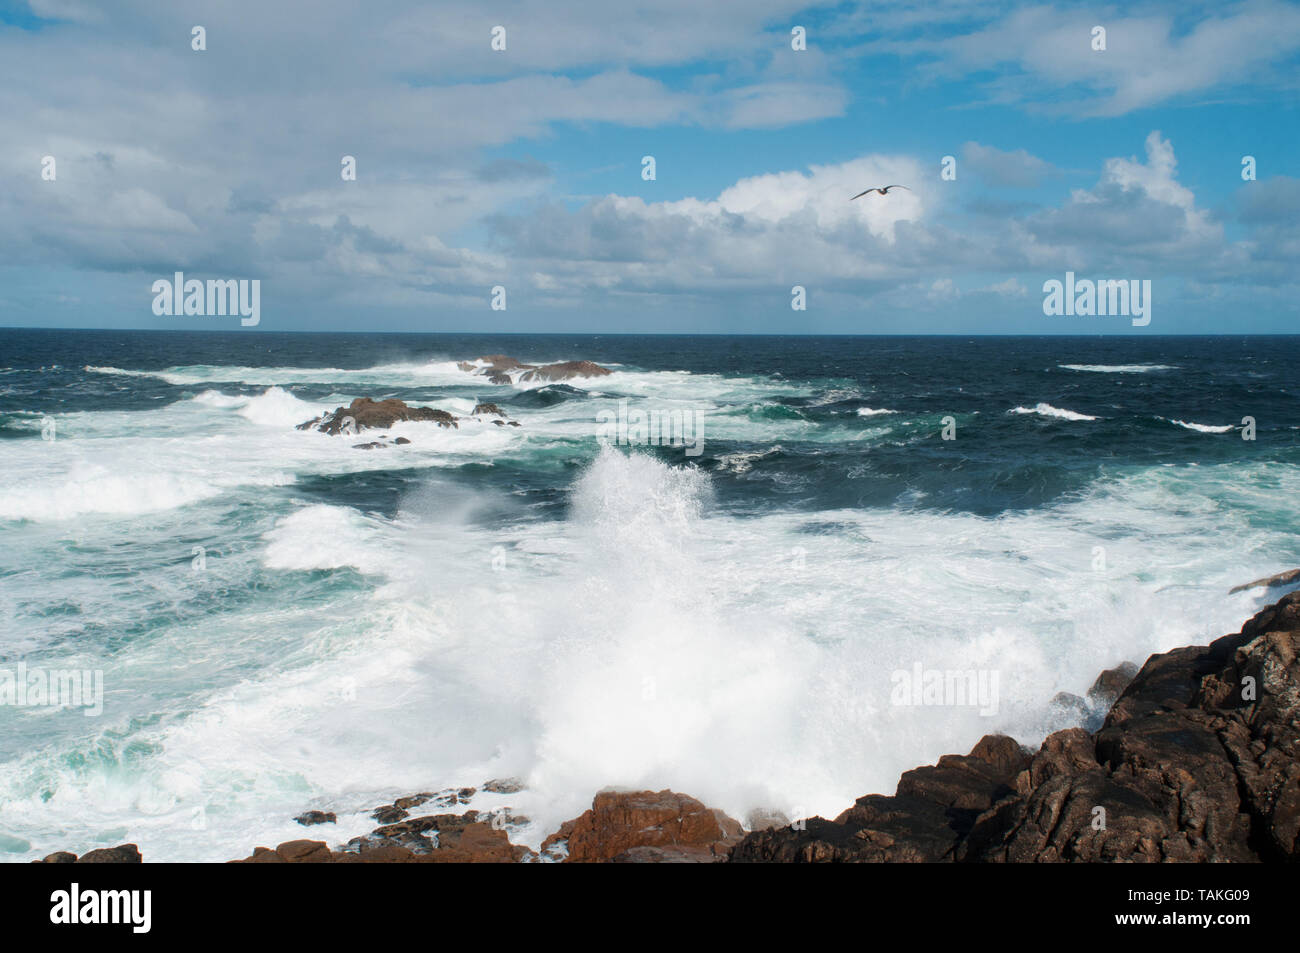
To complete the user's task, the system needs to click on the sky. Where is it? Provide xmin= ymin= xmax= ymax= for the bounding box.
xmin=0 ymin=0 xmax=1298 ymax=334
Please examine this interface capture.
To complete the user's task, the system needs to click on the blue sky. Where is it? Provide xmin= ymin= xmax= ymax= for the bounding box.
xmin=1 ymin=0 xmax=1298 ymax=333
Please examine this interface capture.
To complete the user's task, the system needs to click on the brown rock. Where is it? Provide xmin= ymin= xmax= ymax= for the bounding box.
xmin=394 ymin=794 xmax=432 ymax=810
xmin=542 ymin=789 xmax=742 ymax=863
xmin=36 ymin=852 xmax=77 ymax=864
xmin=475 ymin=355 xmax=527 ymax=371
xmin=275 ymin=840 xmax=335 ymax=863
xmin=75 ymin=844 xmax=142 ymax=864
xmin=1086 ymin=661 xmax=1139 ymax=709
xmin=370 ymin=805 xmax=409 ymax=825
xmin=458 ymin=355 xmax=611 ymax=386
xmin=297 ymin=397 xmax=457 ymax=435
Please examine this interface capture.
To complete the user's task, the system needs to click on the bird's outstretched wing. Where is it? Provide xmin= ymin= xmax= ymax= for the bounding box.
xmin=850 ymin=185 xmax=911 ymax=200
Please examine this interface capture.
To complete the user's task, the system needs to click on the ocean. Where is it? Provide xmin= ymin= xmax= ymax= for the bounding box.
xmin=1 ymin=328 xmax=1298 ymax=862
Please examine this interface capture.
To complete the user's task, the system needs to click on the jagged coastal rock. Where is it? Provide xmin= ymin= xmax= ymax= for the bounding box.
xmin=457 ymin=354 xmax=611 ymax=385
xmin=295 ymin=395 xmax=523 ymax=442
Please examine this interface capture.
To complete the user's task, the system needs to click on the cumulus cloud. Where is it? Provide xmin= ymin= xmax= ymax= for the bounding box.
xmin=1024 ymin=131 xmax=1226 ymax=270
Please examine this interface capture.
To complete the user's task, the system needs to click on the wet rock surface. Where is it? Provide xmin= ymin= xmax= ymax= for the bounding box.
xmin=236 ymin=785 xmax=531 ymax=863
xmin=541 ymin=789 xmax=743 ymax=863
xmin=297 ymin=397 xmax=457 ymax=435
xmin=296 ymin=395 xmax=524 ymax=442
xmin=294 ymin=811 xmax=336 ymax=826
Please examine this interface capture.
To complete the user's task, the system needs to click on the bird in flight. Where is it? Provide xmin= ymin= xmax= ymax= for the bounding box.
xmin=850 ymin=185 xmax=910 ymax=200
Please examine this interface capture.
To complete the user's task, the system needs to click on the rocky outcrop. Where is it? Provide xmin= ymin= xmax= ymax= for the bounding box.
xmin=730 ymin=591 xmax=1300 ymax=863
xmin=297 ymin=397 xmax=457 ymax=435
xmin=1230 ymin=567 xmax=1300 ymax=594
xmin=240 ymin=788 xmax=529 ymax=863
xmin=34 ymin=844 xmax=142 ymax=864
xmin=230 ymin=785 xmax=532 ymax=863
xmin=295 ymin=397 xmax=524 ymax=443
xmin=518 ymin=360 xmax=611 ymax=383
xmin=235 ymin=816 xmax=530 ymax=864
xmin=458 ymin=355 xmax=610 ymax=385
xmin=730 ymin=735 xmax=1032 ymax=862
xmin=541 ymin=789 xmax=743 ymax=863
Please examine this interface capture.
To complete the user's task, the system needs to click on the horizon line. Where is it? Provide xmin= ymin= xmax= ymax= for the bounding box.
xmin=4 ymin=326 xmax=1300 ymax=339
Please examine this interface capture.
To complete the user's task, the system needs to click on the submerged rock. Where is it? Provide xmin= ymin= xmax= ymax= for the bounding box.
xmin=294 ymin=811 xmax=337 ymax=826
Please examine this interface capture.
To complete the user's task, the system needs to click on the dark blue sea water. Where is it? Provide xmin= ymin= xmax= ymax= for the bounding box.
xmin=4 ymin=330 xmax=1297 ymax=515
xmin=1 ymin=328 xmax=1297 ymax=861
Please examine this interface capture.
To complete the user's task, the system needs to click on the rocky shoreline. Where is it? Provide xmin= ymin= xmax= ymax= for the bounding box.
xmin=33 ymin=583 xmax=1300 ymax=865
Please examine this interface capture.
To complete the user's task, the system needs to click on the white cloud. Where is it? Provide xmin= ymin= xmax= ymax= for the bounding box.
xmin=871 ymin=1 xmax=1300 ymax=117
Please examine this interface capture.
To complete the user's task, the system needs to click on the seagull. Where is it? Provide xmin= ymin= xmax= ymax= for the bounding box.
xmin=850 ymin=185 xmax=910 ymax=200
